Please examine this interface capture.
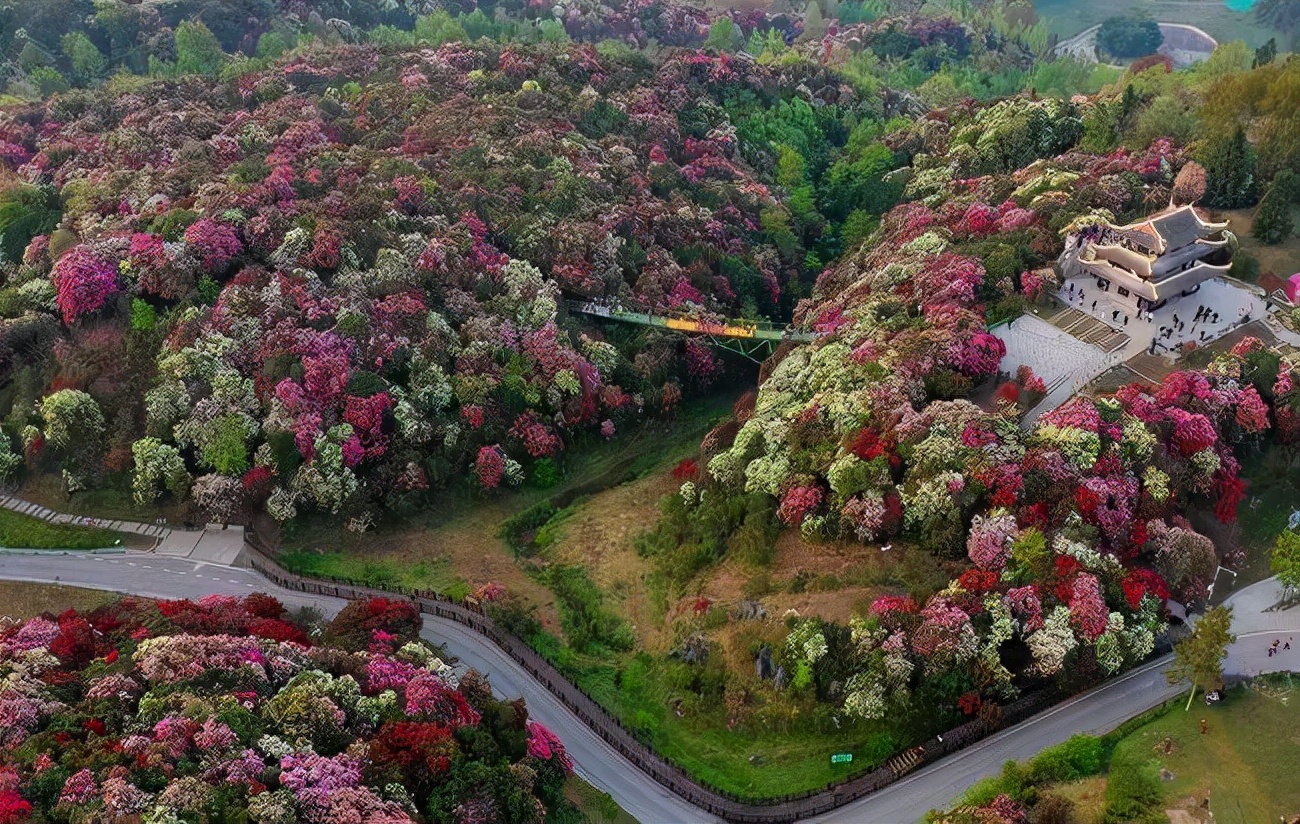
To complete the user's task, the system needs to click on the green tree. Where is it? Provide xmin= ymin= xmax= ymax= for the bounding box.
xmin=27 ymin=65 xmax=70 ymax=96
xmin=0 ymin=185 xmax=60 ymax=262
xmin=1254 ymin=37 xmax=1277 ymax=69
xmin=60 ymin=30 xmax=106 ymax=82
xmin=1102 ymin=749 xmax=1164 ymax=824
xmin=130 ymin=298 xmax=157 ymax=332
xmin=131 ymin=437 xmax=190 ymax=505
xmin=802 ymin=0 xmax=828 ymax=41
xmin=775 ymin=144 xmax=807 ymax=188
xmin=1272 ymin=530 xmax=1300 ymax=597
xmin=819 ymin=142 xmax=901 ymax=221
xmin=413 ymin=11 xmax=466 ymax=46
xmin=1201 ymin=127 xmax=1257 ymax=209
xmin=201 ymin=414 xmax=250 ymax=475
xmin=174 ymin=20 xmax=225 ymax=76
xmin=705 ymin=17 xmax=737 ymax=53
xmin=40 ymin=390 xmax=104 ymax=451
xmin=1254 ymin=169 xmax=1296 ymax=244
xmin=1096 ymin=15 xmax=1163 ymax=60
xmin=1165 ymin=605 xmax=1234 ymax=710
xmin=38 ymin=388 xmax=106 ymax=488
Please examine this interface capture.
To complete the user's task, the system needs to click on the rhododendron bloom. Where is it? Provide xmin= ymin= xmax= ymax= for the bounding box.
xmin=51 ymin=246 xmax=118 ymax=324
xmin=1068 ymin=573 xmax=1108 ymax=642
xmin=183 ymin=218 xmax=243 ymax=272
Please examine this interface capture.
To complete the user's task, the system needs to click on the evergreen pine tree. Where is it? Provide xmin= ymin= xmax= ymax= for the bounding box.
xmin=1202 ymin=127 xmax=1257 ymax=209
xmin=1253 ymin=170 xmax=1296 ymax=245
xmin=1253 ymin=37 xmax=1277 ymax=68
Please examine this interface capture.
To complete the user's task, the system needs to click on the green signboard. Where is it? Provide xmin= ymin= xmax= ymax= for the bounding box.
xmin=830 ymin=753 xmax=853 ymax=764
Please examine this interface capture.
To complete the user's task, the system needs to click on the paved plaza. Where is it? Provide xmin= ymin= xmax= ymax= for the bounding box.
xmin=1058 ymin=274 xmax=1269 ymax=363
xmin=993 ymin=313 xmax=1117 ymax=426
xmin=994 ymin=314 xmax=1109 ymax=390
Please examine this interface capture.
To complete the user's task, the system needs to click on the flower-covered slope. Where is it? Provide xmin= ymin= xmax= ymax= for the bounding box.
xmin=0 ymin=594 xmax=575 ymax=824
xmin=0 ymin=40 xmax=861 ymax=523
xmin=677 ymin=106 xmax=1300 ymax=720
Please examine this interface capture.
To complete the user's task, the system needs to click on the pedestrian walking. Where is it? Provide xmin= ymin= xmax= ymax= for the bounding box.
xmin=1286 ymin=641 xmax=1291 ymax=651
xmin=1124 ymin=315 xmax=1129 ymax=326
xmin=1212 ymin=312 xmax=1219 ymax=323
xmin=1174 ymin=313 xmax=1180 ymax=325
xmin=1091 ymin=300 xmax=1097 ymax=311
xmin=1199 ymin=718 xmax=1208 ymax=735
xmin=1069 ymin=283 xmax=1075 ymax=294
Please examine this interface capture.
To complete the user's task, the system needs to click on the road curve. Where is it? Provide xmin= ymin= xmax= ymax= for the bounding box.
xmin=1 ymin=554 xmax=1296 ymax=824
xmin=0 ymin=553 xmax=715 ymax=824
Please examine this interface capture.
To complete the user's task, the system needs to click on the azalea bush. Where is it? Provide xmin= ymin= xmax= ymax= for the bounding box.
xmin=0 ymin=594 xmax=576 ymax=823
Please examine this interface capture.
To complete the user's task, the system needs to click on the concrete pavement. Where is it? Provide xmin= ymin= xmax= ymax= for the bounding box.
xmin=1 ymin=555 xmax=1295 ymax=823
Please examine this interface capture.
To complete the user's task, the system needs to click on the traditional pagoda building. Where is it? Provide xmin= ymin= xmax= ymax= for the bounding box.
xmin=1060 ymin=204 xmax=1234 ymax=312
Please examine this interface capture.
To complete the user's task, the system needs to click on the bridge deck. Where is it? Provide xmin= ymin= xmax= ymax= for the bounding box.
xmin=570 ymin=302 xmax=817 ymax=342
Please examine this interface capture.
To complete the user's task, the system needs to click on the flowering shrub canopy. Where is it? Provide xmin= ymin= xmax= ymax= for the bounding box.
xmin=0 ymin=594 xmax=574 ymax=823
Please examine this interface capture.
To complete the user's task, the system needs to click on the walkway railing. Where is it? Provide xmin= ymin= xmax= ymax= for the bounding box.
xmin=568 ymin=300 xmax=818 ymax=344
xmin=242 ymin=535 xmax=1063 ymax=823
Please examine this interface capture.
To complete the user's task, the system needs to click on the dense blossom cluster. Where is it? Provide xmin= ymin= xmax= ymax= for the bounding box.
xmin=0 ymin=595 xmax=573 ymax=823
xmin=0 ymin=36 xmax=853 ymax=524
xmin=683 ymin=101 xmax=1300 ymax=724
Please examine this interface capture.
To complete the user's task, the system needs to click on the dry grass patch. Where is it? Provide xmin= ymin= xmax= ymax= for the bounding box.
xmin=0 ymin=582 xmax=114 ymax=621
xmin=1220 ymin=206 xmax=1300 ymax=281
xmin=1048 ymin=775 xmax=1108 ymax=824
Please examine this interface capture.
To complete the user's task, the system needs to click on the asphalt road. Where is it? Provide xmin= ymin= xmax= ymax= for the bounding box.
xmin=0 ymin=553 xmax=711 ymax=824
xmin=1 ymin=554 xmax=1295 ymax=824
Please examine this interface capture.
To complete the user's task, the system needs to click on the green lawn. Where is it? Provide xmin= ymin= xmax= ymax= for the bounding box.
xmin=563 ymin=776 xmax=638 ymax=824
xmin=0 ymin=508 xmax=125 ymax=549
xmin=1234 ymin=446 xmax=1300 ymax=585
xmin=276 ymin=547 xmax=469 ymax=599
xmin=1107 ymin=680 xmax=1300 ymax=822
xmin=950 ymin=679 xmax=1300 ymax=823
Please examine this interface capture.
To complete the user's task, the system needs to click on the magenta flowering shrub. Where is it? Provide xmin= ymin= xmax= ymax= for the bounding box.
xmin=50 ymin=246 xmax=118 ymax=324
xmin=0 ymin=594 xmax=575 ymax=822
xmin=1067 ymin=573 xmax=1109 ymax=642
xmin=778 ymin=484 xmax=824 ymax=526
xmin=183 ymin=218 xmax=243 ymax=272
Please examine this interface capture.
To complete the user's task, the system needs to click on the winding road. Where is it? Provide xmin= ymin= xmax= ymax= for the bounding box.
xmin=1 ymin=552 xmax=1296 ymax=824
